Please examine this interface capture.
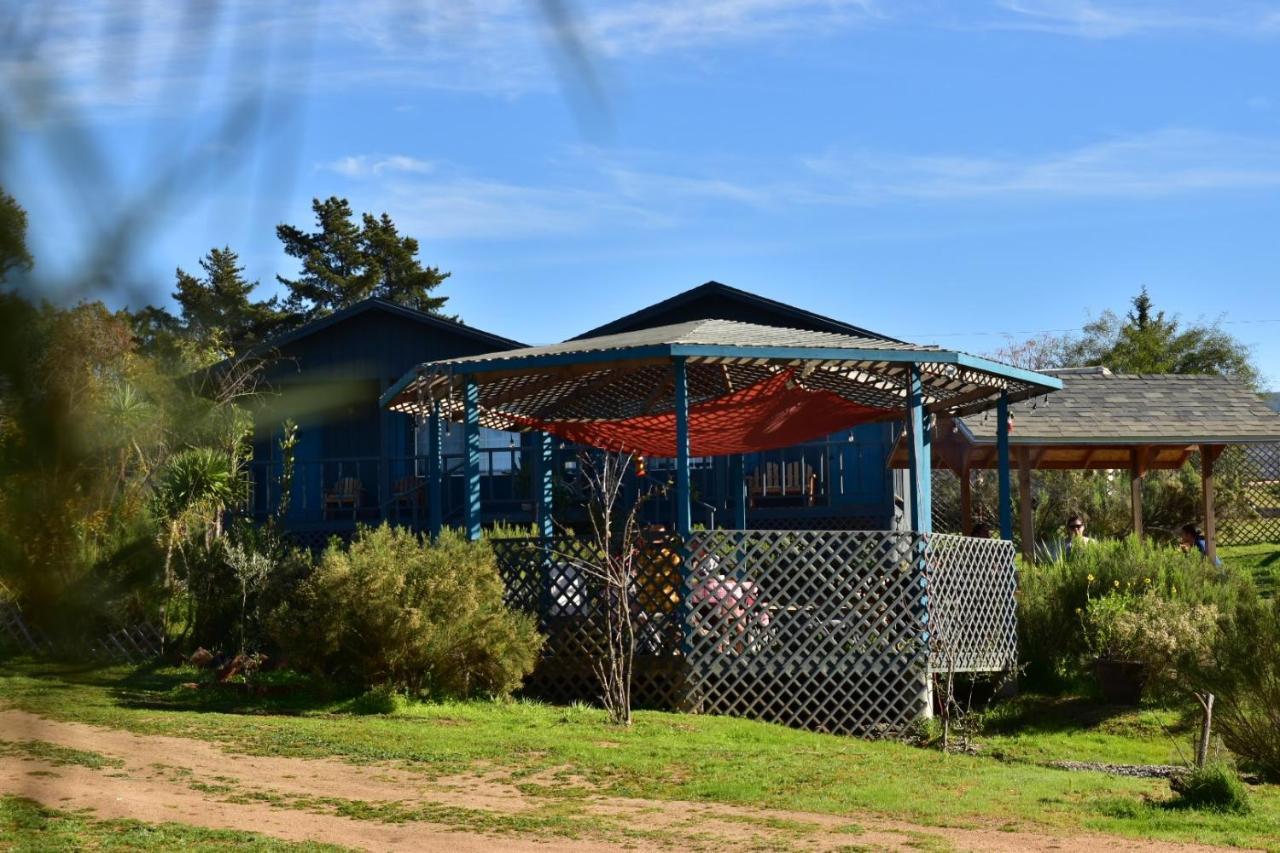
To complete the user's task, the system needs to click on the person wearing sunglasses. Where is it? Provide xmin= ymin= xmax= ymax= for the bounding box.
xmin=1064 ymin=514 xmax=1092 ymax=554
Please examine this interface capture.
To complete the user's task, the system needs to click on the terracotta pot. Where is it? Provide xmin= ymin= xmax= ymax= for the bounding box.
xmin=1093 ymin=658 xmax=1147 ymax=706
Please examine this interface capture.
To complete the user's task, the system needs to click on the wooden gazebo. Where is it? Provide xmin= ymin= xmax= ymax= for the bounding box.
xmin=892 ymin=367 xmax=1280 ymax=561
xmin=381 ymin=319 xmax=1061 ymax=733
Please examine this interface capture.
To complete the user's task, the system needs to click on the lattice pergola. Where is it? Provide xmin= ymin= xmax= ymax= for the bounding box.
xmin=382 ymin=318 xmax=1060 ymax=539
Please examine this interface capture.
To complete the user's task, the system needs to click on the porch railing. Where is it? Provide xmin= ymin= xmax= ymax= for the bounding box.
xmin=490 ymin=529 xmax=1016 ymax=735
xmin=240 ymin=450 xmax=531 ymax=526
xmin=239 ymin=433 xmax=889 ymax=531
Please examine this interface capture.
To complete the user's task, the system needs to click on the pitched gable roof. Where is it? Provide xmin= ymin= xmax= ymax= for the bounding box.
xmin=961 ymin=367 xmax=1280 ymax=445
xmin=256 ymin=298 xmax=524 ymax=354
xmin=571 ymin=281 xmax=897 ymax=342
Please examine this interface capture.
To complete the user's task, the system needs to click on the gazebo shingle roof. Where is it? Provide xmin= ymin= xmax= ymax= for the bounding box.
xmin=961 ymin=367 xmax=1280 ymax=445
xmin=417 ymin=318 xmax=931 ymax=367
xmin=384 ymin=318 xmax=1060 ymax=422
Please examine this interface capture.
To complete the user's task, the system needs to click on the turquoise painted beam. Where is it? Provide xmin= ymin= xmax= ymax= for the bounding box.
xmin=906 ymin=364 xmax=932 ymax=533
xmin=674 ymin=358 xmax=692 ymax=538
xmin=427 ymin=403 xmax=442 ymax=539
xmin=536 ymin=431 xmax=554 ymax=539
xmin=464 ymin=377 xmax=481 ymax=541
xmin=997 ymin=391 xmax=1013 ymax=541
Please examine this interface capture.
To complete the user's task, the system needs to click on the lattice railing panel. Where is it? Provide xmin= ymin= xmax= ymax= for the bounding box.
xmin=924 ymin=534 xmax=1017 ymax=673
xmin=1220 ymin=443 xmax=1280 ymax=546
xmin=91 ymin=622 xmax=164 ymax=665
xmin=0 ymin=603 xmax=50 ymax=654
xmin=491 ymin=529 xmax=1017 ymax=735
xmin=681 ymin=530 xmax=929 ymax=735
xmin=490 ymin=535 xmax=687 ymax=708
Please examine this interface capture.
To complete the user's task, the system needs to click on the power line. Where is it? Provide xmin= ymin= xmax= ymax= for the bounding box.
xmin=904 ymin=317 xmax=1280 ymax=339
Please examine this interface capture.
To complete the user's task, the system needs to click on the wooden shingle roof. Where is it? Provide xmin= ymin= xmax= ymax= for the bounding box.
xmin=961 ymin=367 xmax=1280 ymax=446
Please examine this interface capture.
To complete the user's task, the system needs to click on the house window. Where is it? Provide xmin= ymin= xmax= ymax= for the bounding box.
xmin=413 ymin=424 xmax=523 ymax=475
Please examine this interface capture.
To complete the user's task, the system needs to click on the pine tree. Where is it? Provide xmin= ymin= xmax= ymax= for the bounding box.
xmin=1 ymin=187 xmax=33 ymax=284
xmin=173 ymin=247 xmax=284 ymax=352
xmin=360 ymin=212 xmax=450 ymax=314
xmin=1055 ymin=288 xmax=1259 ymax=387
xmin=276 ymin=197 xmax=450 ymax=320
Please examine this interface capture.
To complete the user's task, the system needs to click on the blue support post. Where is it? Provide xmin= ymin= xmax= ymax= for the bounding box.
xmin=536 ymin=431 xmax=554 ymax=539
xmin=427 ymin=402 xmax=442 ymax=539
xmin=464 ymin=377 xmax=481 ymax=541
xmin=905 ymin=364 xmax=932 ymax=533
xmin=729 ymin=453 xmax=747 ymax=530
xmin=997 ymin=391 xmax=1013 ymax=541
xmin=673 ymin=358 xmax=692 ymax=538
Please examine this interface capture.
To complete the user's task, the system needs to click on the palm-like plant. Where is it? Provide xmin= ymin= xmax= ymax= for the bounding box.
xmin=154 ymin=447 xmax=241 ymax=645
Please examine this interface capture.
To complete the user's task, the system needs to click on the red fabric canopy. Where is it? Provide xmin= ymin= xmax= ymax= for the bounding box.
xmin=513 ymin=370 xmax=885 ymax=457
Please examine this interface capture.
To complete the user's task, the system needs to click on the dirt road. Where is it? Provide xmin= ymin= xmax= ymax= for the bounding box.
xmin=0 ymin=710 xmax=1242 ymax=852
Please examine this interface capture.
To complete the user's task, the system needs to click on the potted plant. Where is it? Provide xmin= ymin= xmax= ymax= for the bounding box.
xmin=1081 ymin=578 xmax=1147 ymax=705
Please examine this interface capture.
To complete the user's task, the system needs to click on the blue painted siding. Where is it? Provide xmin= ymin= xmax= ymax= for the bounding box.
xmin=243 ymin=292 xmax=900 ymax=536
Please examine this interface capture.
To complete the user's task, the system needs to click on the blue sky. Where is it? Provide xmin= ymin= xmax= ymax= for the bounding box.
xmin=5 ymin=1 xmax=1280 ymax=386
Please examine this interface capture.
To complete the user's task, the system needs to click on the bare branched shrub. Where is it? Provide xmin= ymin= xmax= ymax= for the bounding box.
xmin=556 ymin=451 xmax=643 ymax=726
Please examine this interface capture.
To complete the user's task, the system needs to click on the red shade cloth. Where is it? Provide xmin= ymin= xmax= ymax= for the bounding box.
xmin=513 ymin=370 xmax=885 ymax=457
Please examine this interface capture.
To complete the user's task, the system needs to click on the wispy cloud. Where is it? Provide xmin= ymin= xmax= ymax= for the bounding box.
xmin=325 ymin=129 xmax=1280 ymax=242
xmin=985 ymin=1 xmax=1280 ymax=38
xmin=582 ymin=0 xmax=882 ymax=56
xmin=3 ymin=0 xmax=886 ymax=118
xmin=320 ymin=155 xmax=435 ymax=178
xmin=799 ymin=129 xmax=1280 ymax=201
xmin=8 ymin=1 xmax=1280 ymax=119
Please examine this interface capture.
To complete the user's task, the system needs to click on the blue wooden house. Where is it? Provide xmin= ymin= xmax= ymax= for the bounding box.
xmin=239 ymin=283 xmax=902 ymax=542
xmin=240 ymin=299 xmax=526 ymax=544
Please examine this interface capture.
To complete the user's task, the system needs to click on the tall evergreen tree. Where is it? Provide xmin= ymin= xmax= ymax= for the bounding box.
xmin=0 ymin=187 xmax=33 ymax=284
xmin=360 ymin=212 xmax=450 ymax=314
xmin=173 ymin=247 xmax=283 ymax=352
xmin=276 ymin=197 xmax=450 ymax=320
xmin=1058 ymin=287 xmax=1259 ymax=387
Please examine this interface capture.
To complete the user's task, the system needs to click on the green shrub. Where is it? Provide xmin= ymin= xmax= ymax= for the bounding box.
xmin=1188 ymin=596 xmax=1280 ymax=782
xmin=1169 ymin=762 xmax=1251 ymax=814
xmin=270 ymin=525 xmax=542 ymax=699
xmin=1079 ymin=585 xmax=1217 ymax=689
xmin=1018 ymin=537 xmax=1254 ymax=690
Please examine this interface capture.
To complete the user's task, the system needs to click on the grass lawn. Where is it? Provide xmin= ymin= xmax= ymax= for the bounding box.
xmin=1 ymin=661 xmax=1277 ymax=850
xmin=0 ymin=796 xmax=344 ymax=851
xmin=1219 ymin=542 xmax=1280 ymax=597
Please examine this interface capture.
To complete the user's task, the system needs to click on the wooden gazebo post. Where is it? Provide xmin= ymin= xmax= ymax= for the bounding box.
xmin=427 ymin=400 xmax=443 ymax=539
xmin=997 ymin=391 xmax=1013 ymax=541
xmin=1017 ymin=447 xmax=1034 ymax=561
xmin=1201 ymin=444 xmax=1223 ymax=563
xmin=1129 ymin=447 xmax=1147 ymax=540
xmin=905 ymin=364 xmax=932 ymax=533
xmin=673 ymin=357 xmax=692 ymax=538
xmin=535 ymin=432 xmax=555 ymax=539
xmin=464 ymin=376 xmax=482 ymax=541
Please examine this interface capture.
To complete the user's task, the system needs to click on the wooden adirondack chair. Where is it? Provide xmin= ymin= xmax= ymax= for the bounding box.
xmin=748 ymin=461 xmax=818 ymax=507
xmin=324 ymin=476 xmax=362 ymax=519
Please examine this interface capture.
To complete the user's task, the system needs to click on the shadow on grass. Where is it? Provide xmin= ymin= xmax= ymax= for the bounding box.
xmin=1 ymin=657 xmax=366 ymax=718
xmin=111 ymin=666 xmax=361 ymax=717
xmin=982 ymin=694 xmax=1188 ymax=738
